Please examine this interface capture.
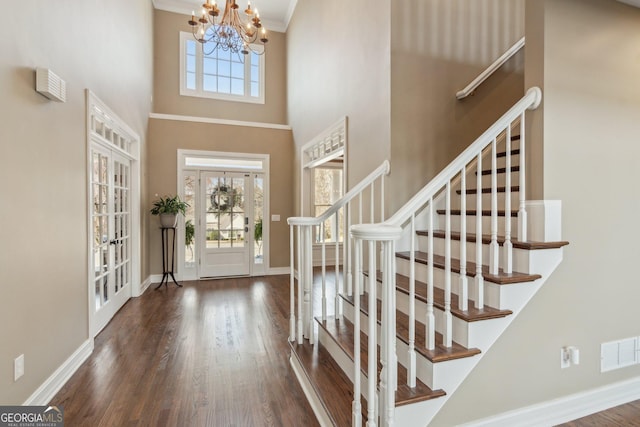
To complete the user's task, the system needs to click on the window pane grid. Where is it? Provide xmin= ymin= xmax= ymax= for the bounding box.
xmin=182 ymin=33 xmax=263 ymax=102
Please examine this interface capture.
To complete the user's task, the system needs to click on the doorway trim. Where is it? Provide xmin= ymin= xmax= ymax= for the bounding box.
xmin=86 ymin=90 xmax=141 ymax=338
xmin=177 ymin=149 xmax=270 ymax=280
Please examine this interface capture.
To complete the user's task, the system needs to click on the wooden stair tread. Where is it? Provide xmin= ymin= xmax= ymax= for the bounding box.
xmin=497 ymin=148 xmax=520 ymax=158
xmin=396 ymin=251 xmax=541 ymax=284
xmin=316 ymin=316 xmax=446 ymax=406
xmin=478 ymin=165 xmax=520 ymax=176
xmin=366 ymin=271 xmax=512 ymax=321
xmin=378 ymin=272 xmax=513 ymax=322
xmin=416 ymin=230 xmax=570 ymax=250
xmin=341 ymin=295 xmax=481 ymax=363
xmin=289 ymin=340 xmax=356 ymax=427
xmin=437 ymin=209 xmax=518 ymax=217
xmin=456 ymin=185 xmax=520 ymax=195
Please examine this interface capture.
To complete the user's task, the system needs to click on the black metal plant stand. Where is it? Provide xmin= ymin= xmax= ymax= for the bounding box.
xmin=156 ymin=227 xmax=182 ymax=289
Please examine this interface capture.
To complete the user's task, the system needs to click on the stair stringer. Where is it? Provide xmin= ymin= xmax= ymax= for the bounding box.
xmin=289 ymin=351 xmax=336 ymax=427
xmin=390 ymin=234 xmax=565 ymax=424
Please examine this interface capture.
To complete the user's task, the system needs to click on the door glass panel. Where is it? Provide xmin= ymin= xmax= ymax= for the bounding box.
xmin=205 ymin=175 xmax=246 ymax=249
xmin=254 ymin=176 xmax=263 ymax=264
xmin=184 ymin=173 xmax=196 ymax=267
xmin=113 ymin=158 xmax=130 ymax=295
xmin=230 ymin=177 xmax=245 ymax=248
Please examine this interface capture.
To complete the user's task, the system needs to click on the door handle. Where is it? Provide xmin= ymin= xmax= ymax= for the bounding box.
xmin=109 ymin=239 xmax=118 ymax=245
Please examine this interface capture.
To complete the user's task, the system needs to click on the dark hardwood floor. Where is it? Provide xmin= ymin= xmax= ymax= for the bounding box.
xmin=50 ymin=276 xmax=319 ymax=427
xmin=50 ymin=271 xmax=640 ymax=426
xmin=556 ymin=400 xmax=640 ymax=426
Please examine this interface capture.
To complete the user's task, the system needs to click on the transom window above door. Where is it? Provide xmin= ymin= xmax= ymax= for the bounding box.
xmin=180 ymin=32 xmax=265 ymax=104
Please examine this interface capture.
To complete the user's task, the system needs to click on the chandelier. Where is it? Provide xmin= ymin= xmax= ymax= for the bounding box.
xmin=188 ymin=0 xmax=268 ymax=58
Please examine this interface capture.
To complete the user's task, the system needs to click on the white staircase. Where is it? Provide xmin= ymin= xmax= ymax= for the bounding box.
xmin=288 ymin=87 xmax=568 ymax=426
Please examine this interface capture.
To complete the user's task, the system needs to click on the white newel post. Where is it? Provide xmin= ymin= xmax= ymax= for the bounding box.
xmin=304 ymin=225 xmax=314 ymax=344
xmin=352 ymin=237 xmax=362 ymax=427
xmin=297 ymin=225 xmax=303 ymax=343
xmin=289 ymin=224 xmax=295 ymax=341
xmin=351 ymin=224 xmax=402 ymax=427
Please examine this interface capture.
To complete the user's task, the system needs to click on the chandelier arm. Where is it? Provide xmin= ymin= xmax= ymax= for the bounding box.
xmin=187 ymin=0 xmax=267 ymax=61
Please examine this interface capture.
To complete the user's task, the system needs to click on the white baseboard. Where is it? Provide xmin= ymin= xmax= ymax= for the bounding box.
xmin=138 ymin=276 xmax=152 ymax=295
xmin=149 ymin=274 xmax=164 ymax=284
xmin=290 ymin=355 xmax=332 ymax=427
xmin=24 ymin=339 xmax=94 ymax=406
xmin=267 ymin=267 xmax=290 ymax=275
xmin=461 ymin=375 xmax=640 ymax=427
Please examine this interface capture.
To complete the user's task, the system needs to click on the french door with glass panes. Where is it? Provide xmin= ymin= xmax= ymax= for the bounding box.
xmin=91 ymin=146 xmax=132 ymax=334
xmin=199 ymin=171 xmax=258 ymax=277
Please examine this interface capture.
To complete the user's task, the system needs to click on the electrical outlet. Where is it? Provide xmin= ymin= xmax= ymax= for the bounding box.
xmin=560 ymin=348 xmax=571 ymax=369
xmin=14 ymin=354 xmax=24 ymax=381
xmin=561 ymin=346 xmax=579 ymax=369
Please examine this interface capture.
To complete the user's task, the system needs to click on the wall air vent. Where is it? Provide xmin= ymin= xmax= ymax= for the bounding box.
xmin=36 ymin=67 xmax=66 ymax=102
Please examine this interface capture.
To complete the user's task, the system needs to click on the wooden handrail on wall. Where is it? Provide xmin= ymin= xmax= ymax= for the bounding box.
xmin=456 ymin=37 xmax=525 ymax=100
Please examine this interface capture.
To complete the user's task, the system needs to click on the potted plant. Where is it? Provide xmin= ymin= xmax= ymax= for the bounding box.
xmin=150 ymin=195 xmax=189 ymax=228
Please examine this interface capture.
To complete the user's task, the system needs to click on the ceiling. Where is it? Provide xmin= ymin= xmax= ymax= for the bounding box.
xmin=152 ymin=0 xmax=298 ymax=32
xmin=617 ymin=0 xmax=640 ymax=7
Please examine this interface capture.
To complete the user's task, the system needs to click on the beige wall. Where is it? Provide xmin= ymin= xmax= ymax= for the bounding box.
xmin=147 ymin=119 xmax=293 ymax=273
xmin=153 ymin=9 xmax=287 ymax=125
xmin=150 ymin=7 xmax=293 ymax=274
xmin=390 ymin=0 xmax=525 ymax=212
xmin=432 ymin=0 xmax=640 ymax=424
xmin=0 ymin=1 xmax=153 ymax=404
xmin=286 ymin=0 xmax=391 ymax=211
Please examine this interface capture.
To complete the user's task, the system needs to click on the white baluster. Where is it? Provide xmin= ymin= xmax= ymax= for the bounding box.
xmin=426 ymin=199 xmax=435 ymax=350
xmin=305 ymin=225 xmax=314 ymax=344
xmin=381 ymin=175 xmax=385 ymax=221
xmin=352 ymin=237 xmax=362 ymax=427
xmin=289 ymin=224 xmax=295 ymax=341
xmin=459 ymin=167 xmax=468 ymax=311
xmin=367 ymin=240 xmax=377 ymax=427
xmin=475 ymin=153 xmax=485 ymax=309
xmin=504 ymin=126 xmax=513 ymax=274
xmin=335 ymin=213 xmax=340 ymax=317
xmin=347 ymin=202 xmax=353 ymax=296
xmin=297 ymin=226 xmax=303 ymax=343
xmin=518 ymin=113 xmax=528 ymax=242
xmin=408 ymin=215 xmax=416 ymax=387
xmin=489 ymin=138 xmax=499 ymax=275
xmin=321 ymin=223 xmax=327 ymax=321
xmin=384 ymin=240 xmax=396 ymax=426
xmin=370 ymin=181 xmax=375 ymax=222
xmin=444 ymin=182 xmax=452 ymax=348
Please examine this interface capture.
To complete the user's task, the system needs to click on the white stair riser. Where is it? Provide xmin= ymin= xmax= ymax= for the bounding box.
xmin=478 ymin=170 xmax=521 ymax=188
xmin=395 ymin=257 xmax=508 ymax=309
xmin=449 ymin=191 xmax=521 ymax=211
xmin=342 ymin=301 xmax=458 ymax=390
xmin=415 ymin=235 xmax=532 ymax=274
xmin=316 ymin=324 xmax=378 ymax=407
xmin=436 ymin=213 xmax=520 ymax=237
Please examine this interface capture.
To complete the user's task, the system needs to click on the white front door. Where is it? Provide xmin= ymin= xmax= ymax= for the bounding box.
xmin=90 ymin=147 xmax=132 ymax=334
xmin=199 ymin=171 xmax=253 ymax=277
